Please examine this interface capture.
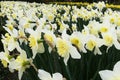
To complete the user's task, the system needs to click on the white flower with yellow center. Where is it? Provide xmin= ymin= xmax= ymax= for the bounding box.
xmin=99 ymin=61 xmax=120 ymax=80
xmin=0 ymin=51 xmax=12 ymax=68
xmin=19 ymin=17 xmax=35 ymax=29
xmin=18 ymin=29 xmax=27 ymax=45
xmin=102 ymin=28 xmax=120 ymax=50
xmin=38 ymin=69 xmax=63 ymax=80
xmin=56 ymin=37 xmax=81 ymax=65
xmin=0 ymin=40 xmax=14 ymax=68
xmin=70 ymin=32 xmax=87 ymax=53
xmin=27 ymin=28 xmax=45 ymax=58
xmin=58 ymin=21 xmax=69 ymax=33
xmin=9 ymin=50 xmax=31 ymax=80
xmin=85 ymin=35 xmax=104 ymax=55
xmin=94 ymin=1 xmax=106 ymax=11
xmin=43 ymin=30 xmax=56 ymax=52
xmin=87 ymin=20 xmax=100 ymax=36
xmin=2 ymin=31 xmax=21 ymax=52
xmin=99 ymin=20 xmax=114 ymax=33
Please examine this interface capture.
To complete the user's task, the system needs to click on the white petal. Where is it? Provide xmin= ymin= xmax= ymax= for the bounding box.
xmin=99 ymin=70 xmax=114 ymax=80
xmin=81 ymin=46 xmax=87 ymax=53
xmin=0 ymin=52 xmax=5 ymax=60
xmin=8 ymin=42 xmax=16 ymax=51
xmin=32 ymin=46 xmax=38 ymax=59
xmin=38 ymin=69 xmax=52 ymax=80
xmin=53 ymin=73 xmax=63 ymax=80
xmin=18 ymin=68 xmax=24 ymax=80
xmin=16 ymin=42 xmax=22 ymax=52
xmin=37 ymin=43 xmax=45 ymax=53
xmin=62 ymin=30 xmax=69 ymax=41
xmin=20 ymin=50 xmax=27 ymax=59
xmin=97 ymin=39 xmax=104 ymax=47
xmin=114 ymin=40 xmax=120 ymax=50
xmin=3 ymin=26 xmax=12 ymax=36
xmin=64 ymin=54 xmax=69 ymax=65
xmin=48 ymin=46 xmax=52 ymax=53
xmin=13 ymin=29 xmax=18 ymax=37
xmin=69 ymin=46 xmax=81 ymax=59
xmin=26 ymin=28 xmax=34 ymax=34
xmin=9 ymin=61 xmax=20 ymax=70
xmin=113 ymin=61 xmax=120 ymax=74
xmin=94 ymin=47 xmax=102 ymax=55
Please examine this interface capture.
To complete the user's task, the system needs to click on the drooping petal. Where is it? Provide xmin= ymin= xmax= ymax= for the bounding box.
xmin=53 ymin=73 xmax=63 ymax=80
xmin=64 ymin=54 xmax=69 ymax=65
xmin=94 ymin=47 xmax=102 ymax=55
xmin=38 ymin=69 xmax=52 ymax=80
xmin=69 ymin=46 xmax=81 ymax=59
xmin=32 ymin=46 xmax=38 ymax=59
xmin=113 ymin=61 xmax=120 ymax=74
xmin=99 ymin=70 xmax=114 ymax=80
xmin=16 ymin=42 xmax=22 ymax=52
xmin=113 ymin=40 xmax=120 ymax=50
xmin=18 ymin=68 xmax=25 ymax=80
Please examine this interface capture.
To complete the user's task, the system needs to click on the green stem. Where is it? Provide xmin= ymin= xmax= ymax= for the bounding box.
xmin=92 ymin=56 xmax=103 ymax=80
xmin=48 ymin=53 xmax=54 ymax=74
xmin=65 ymin=65 xmax=72 ymax=80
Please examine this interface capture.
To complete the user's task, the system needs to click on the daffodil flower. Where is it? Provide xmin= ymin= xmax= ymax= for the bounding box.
xmin=56 ymin=31 xmax=81 ymax=65
xmin=85 ymin=34 xmax=104 ymax=55
xmin=38 ymin=69 xmax=63 ymax=80
xmin=43 ymin=30 xmax=56 ymax=52
xmin=102 ymin=28 xmax=120 ymax=51
xmin=27 ymin=28 xmax=45 ymax=58
xmin=99 ymin=61 xmax=120 ymax=80
xmin=0 ymin=51 xmax=12 ymax=68
xmin=70 ymin=32 xmax=87 ymax=53
xmin=9 ymin=50 xmax=31 ymax=80
xmin=2 ymin=33 xmax=22 ymax=52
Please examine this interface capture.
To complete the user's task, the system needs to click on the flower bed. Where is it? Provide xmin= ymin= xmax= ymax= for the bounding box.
xmin=0 ymin=1 xmax=120 ymax=80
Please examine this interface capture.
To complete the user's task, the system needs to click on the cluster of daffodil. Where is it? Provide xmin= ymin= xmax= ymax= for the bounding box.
xmin=51 ymin=2 xmax=120 ymax=9
xmin=0 ymin=1 xmax=120 ymax=80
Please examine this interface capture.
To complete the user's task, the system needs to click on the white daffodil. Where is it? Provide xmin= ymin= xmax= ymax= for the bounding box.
xmin=9 ymin=50 xmax=31 ymax=80
xmin=43 ymin=30 xmax=56 ymax=53
xmin=102 ymin=27 xmax=120 ymax=51
xmin=1 ymin=33 xmax=21 ymax=52
xmin=0 ymin=51 xmax=12 ymax=68
xmin=36 ymin=18 xmax=46 ymax=30
xmin=19 ymin=17 xmax=35 ymax=29
xmin=38 ymin=69 xmax=63 ymax=80
xmin=99 ymin=61 xmax=120 ymax=80
xmin=58 ymin=21 xmax=69 ymax=33
xmin=99 ymin=20 xmax=115 ymax=34
xmin=18 ymin=29 xmax=27 ymax=45
xmin=87 ymin=20 xmax=100 ymax=37
xmin=2 ymin=25 xmax=23 ymax=52
xmin=0 ymin=40 xmax=14 ymax=68
xmin=27 ymin=28 xmax=45 ymax=58
xmin=85 ymin=34 xmax=104 ymax=55
xmin=56 ymin=31 xmax=81 ymax=65
xmin=70 ymin=32 xmax=87 ymax=53
xmin=94 ymin=1 xmax=106 ymax=11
